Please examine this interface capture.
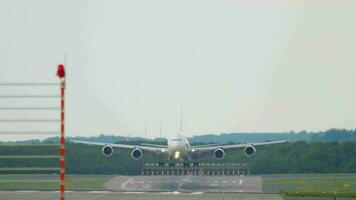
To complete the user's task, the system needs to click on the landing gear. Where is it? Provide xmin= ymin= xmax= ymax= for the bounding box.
xmin=158 ymin=161 xmax=165 ymax=167
xmin=183 ymin=161 xmax=190 ymax=168
xmin=168 ymin=162 xmax=176 ymax=168
xmin=193 ymin=162 xmax=199 ymax=167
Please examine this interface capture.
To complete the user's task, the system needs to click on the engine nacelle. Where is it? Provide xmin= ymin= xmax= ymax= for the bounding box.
xmin=244 ymin=145 xmax=256 ymax=156
xmin=131 ymin=147 xmax=143 ymax=160
xmin=102 ymin=145 xmax=113 ymax=157
xmin=213 ymin=148 xmax=225 ymax=159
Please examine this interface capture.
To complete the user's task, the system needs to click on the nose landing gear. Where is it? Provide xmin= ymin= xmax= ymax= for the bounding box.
xmin=158 ymin=161 xmax=165 ymax=167
xmin=168 ymin=162 xmax=176 ymax=168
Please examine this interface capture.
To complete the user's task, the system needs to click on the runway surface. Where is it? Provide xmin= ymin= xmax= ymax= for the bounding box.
xmin=0 ymin=191 xmax=283 ymax=200
xmin=104 ymin=175 xmax=262 ymax=193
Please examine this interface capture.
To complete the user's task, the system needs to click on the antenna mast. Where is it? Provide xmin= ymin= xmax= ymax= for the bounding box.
xmin=159 ymin=121 xmax=162 ymax=139
xmin=144 ymin=121 xmax=147 ymax=139
xmin=180 ymin=104 xmax=183 ymax=132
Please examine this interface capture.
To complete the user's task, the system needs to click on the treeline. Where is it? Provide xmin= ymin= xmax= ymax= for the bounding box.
xmin=1 ymin=141 xmax=356 ymax=175
xmin=189 ymin=129 xmax=356 ymax=144
xmin=2 ymin=129 xmax=355 ymax=145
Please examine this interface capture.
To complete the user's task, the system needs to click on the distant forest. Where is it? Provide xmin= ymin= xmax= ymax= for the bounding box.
xmin=2 ymin=128 xmax=355 ymax=144
xmin=0 ymin=129 xmax=356 ymax=175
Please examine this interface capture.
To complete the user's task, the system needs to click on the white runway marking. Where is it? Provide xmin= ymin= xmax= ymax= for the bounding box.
xmin=88 ymin=191 xmax=110 ymax=193
xmin=239 ymin=179 xmax=243 ymax=185
xmin=160 ymin=191 xmax=181 ymax=194
xmin=121 ymin=178 xmax=133 ymax=190
xmin=222 ymin=181 xmax=227 ymax=183
xmin=191 ymin=192 xmax=204 ymax=195
xmin=232 ymin=180 xmax=237 ymax=184
xmin=124 ymin=191 xmax=146 ymax=194
xmin=139 ymin=181 xmax=144 ymax=184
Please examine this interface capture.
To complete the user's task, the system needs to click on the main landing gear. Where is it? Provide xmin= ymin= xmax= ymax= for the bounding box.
xmin=168 ymin=162 xmax=176 ymax=168
xmin=183 ymin=161 xmax=190 ymax=168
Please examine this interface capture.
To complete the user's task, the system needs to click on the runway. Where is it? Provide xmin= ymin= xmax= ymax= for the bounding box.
xmin=0 ymin=191 xmax=283 ymax=200
xmin=104 ymin=175 xmax=262 ymax=193
xmin=0 ymin=175 xmax=285 ymax=199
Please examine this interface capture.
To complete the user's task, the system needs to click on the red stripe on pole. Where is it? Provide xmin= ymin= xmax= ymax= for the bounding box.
xmin=61 ymin=88 xmax=64 ymax=96
xmin=60 ymin=136 xmax=65 ymax=144
xmin=61 ymin=100 xmax=64 ymax=109
xmin=60 ymin=160 xmax=65 ymax=168
xmin=61 ymin=124 xmax=64 ymax=132
xmin=60 ymin=184 xmax=65 ymax=192
xmin=60 ymin=172 xmax=65 ymax=181
xmin=61 ymin=112 xmax=64 ymax=121
xmin=60 ymin=147 xmax=65 ymax=156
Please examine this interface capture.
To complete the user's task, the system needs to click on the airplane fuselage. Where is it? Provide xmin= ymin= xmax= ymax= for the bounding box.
xmin=167 ymin=135 xmax=190 ymax=161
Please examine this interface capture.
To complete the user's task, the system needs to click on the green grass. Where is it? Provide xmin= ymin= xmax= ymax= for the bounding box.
xmin=262 ymin=174 xmax=356 ymax=197
xmin=0 ymin=174 xmax=115 ymax=190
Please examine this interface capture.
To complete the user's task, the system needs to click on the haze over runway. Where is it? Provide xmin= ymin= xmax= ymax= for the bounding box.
xmin=1 ymin=1 xmax=356 ymax=141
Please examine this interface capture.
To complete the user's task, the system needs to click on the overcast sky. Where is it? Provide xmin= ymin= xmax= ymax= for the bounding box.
xmin=0 ymin=0 xmax=355 ymax=140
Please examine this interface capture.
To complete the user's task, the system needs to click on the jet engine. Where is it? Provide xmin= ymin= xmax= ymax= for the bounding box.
xmin=102 ymin=145 xmax=113 ymax=157
xmin=244 ymin=145 xmax=256 ymax=156
xmin=213 ymin=148 xmax=225 ymax=159
xmin=131 ymin=147 xmax=143 ymax=160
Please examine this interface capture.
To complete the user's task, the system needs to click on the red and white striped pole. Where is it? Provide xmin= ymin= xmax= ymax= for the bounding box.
xmin=57 ymin=64 xmax=66 ymax=200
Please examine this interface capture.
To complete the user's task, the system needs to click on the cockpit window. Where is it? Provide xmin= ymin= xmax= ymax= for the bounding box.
xmin=172 ymin=139 xmax=183 ymax=141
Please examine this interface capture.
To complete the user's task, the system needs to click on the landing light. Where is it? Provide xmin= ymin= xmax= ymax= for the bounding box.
xmin=192 ymin=149 xmax=195 ymax=152
xmin=174 ymin=151 xmax=180 ymax=159
xmin=161 ymin=148 xmax=165 ymax=153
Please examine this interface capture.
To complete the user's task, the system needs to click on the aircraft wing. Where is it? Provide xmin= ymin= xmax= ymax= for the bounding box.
xmin=191 ymin=139 xmax=289 ymax=152
xmin=71 ymin=140 xmax=168 ymax=153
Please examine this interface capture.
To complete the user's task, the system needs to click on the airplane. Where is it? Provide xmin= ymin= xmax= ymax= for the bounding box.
xmin=72 ymin=134 xmax=288 ymax=167
xmin=72 ymin=106 xmax=288 ymax=167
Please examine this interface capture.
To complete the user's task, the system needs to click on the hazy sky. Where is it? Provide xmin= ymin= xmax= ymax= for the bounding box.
xmin=0 ymin=0 xmax=355 ymax=140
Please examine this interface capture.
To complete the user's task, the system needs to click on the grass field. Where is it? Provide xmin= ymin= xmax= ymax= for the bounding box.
xmin=262 ymin=174 xmax=356 ymax=197
xmin=0 ymin=174 xmax=114 ymax=190
xmin=1 ymin=174 xmax=356 ymax=198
